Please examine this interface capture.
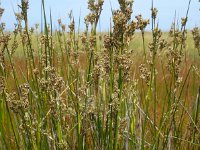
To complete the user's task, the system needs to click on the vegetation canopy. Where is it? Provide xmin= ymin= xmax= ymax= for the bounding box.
xmin=0 ymin=0 xmax=200 ymax=149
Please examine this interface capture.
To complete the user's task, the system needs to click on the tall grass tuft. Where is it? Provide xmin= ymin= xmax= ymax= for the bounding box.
xmin=0 ymin=0 xmax=200 ymax=149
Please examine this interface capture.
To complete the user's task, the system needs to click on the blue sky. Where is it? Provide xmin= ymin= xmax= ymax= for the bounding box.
xmin=1 ymin=0 xmax=200 ymax=31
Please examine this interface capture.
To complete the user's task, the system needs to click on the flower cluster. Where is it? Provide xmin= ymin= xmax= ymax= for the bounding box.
xmin=192 ymin=27 xmax=200 ymax=55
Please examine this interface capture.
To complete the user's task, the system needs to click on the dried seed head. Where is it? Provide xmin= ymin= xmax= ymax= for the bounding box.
xmin=0 ymin=76 xmax=5 ymax=94
xmin=103 ymin=35 xmax=115 ymax=50
xmin=0 ymin=34 xmax=11 ymax=46
xmin=85 ymin=13 xmax=96 ymax=25
xmin=68 ymin=19 xmax=75 ymax=32
xmin=0 ymin=22 xmax=6 ymax=32
xmin=40 ymin=67 xmax=65 ymax=93
xmin=7 ymin=92 xmax=21 ymax=114
xmin=139 ymin=64 xmax=150 ymax=85
xmin=10 ymin=40 xmax=18 ymax=55
xmin=151 ymin=8 xmax=158 ymax=19
xmin=116 ymin=54 xmax=133 ymax=82
xmin=20 ymin=0 xmax=29 ymax=20
xmin=19 ymin=83 xmax=30 ymax=111
xmin=85 ymin=0 xmax=104 ymax=25
xmin=0 ymin=8 xmax=4 ymax=19
xmin=192 ymin=27 xmax=200 ymax=55
xmin=89 ymin=35 xmax=96 ymax=48
xmin=113 ymin=10 xmax=127 ymax=32
xmin=181 ymin=17 xmax=187 ymax=26
xmin=135 ymin=14 xmax=149 ymax=31
xmin=61 ymin=24 xmax=66 ymax=31
xmin=125 ymin=21 xmax=136 ymax=39
xmin=166 ymin=47 xmax=183 ymax=80
xmin=159 ymin=39 xmax=168 ymax=51
xmin=22 ymin=0 xmax=29 ymax=10
xmin=15 ymin=13 xmax=23 ymax=22
xmin=0 ymin=41 xmax=5 ymax=66
xmin=169 ymin=25 xmax=187 ymax=48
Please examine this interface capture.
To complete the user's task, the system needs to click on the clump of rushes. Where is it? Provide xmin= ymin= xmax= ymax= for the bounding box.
xmin=84 ymin=0 xmax=104 ymax=82
xmin=0 ymin=0 xmax=200 ymax=149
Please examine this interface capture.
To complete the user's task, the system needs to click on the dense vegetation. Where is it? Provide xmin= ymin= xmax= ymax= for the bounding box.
xmin=0 ymin=0 xmax=200 ymax=149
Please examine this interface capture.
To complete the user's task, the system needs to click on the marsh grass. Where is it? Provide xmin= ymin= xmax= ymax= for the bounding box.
xmin=0 ymin=0 xmax=200 ymax=149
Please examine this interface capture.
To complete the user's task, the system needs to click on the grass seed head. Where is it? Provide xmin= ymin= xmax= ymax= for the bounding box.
xmin=192 ymin=27 xmax=200 ymax=55
xmin=0 ymin=7 xmax=4 ymax=19
xmin=151 ymin=8 xmax=158 ymax=19
xmin=0 ymin=76 xmax=5 ymax=94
